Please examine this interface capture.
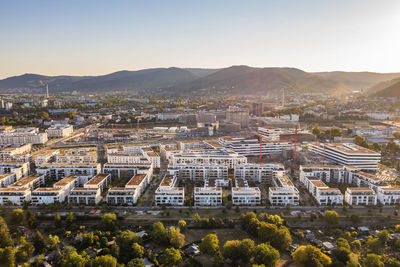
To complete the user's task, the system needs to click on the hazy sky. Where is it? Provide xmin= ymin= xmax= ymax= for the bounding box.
xmin=1 ymin=0 xmax=399 ymax=78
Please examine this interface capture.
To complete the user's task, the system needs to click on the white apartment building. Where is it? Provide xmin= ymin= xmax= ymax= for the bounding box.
xmin=0 ymin=173 xmax=18 ymax=188
xmin=0 ymin=188 xmax=31 ymax=205
xmin=83 ymin=173 xmax=111 ymax=191
xmin=125 ymin=173 xmax=150 ymax=196
xmin=168 ymin=164 xmax=228 ymax=181
xmin=232 ymin=186 xmax=261 ymax=206
xmin=68 ymin=188 xmax=101 ymax=205
xmin=31 ymin=188 xmax=66 ymax=204
xmin=155 ymin=175 xmax=184 ymax=206
xmin=300 ymin=165 xmax=347 ymax=184
xmin=0 ymin=144 xmax=31 ymax=162
xmin=0 ymin=127 xmax=48 ymax=145
xmin=0 ymin=162 xmax=30 ymax=180
xmin=53 ymin=176 xmax=76 ymax=195
xmin=160 ymin=143 xmax=179 ymax=159
xmin=46 ymin=124 xmax=73 ymax=137
xmin=269 ymin=174 xmax=299 ymax=206
xmin=309 ymin=143 xmax=381 ymax=170
xmin=106 ymin=144 xmax=160 ymax=168
xmin=107 ymin=188 xmax=137 ymax=205
xmin=219 ymin=136 xmax=291 ymax=157
xmin=345 ymin=187 xmax=377 ymax=206
xmin=103 ymin=162 xmax=153 ymax=179
xmin=169 ymin=149 xmax=247 ymax=169
xmin=36 ymin=163 xmax=101 ymax=181
xmin=377 ymin=187 xmax=400 ymax=205
xmin=194 ymin=178 xmax=223 ymax=206
xmin=33 ymin=149 xmax=59 ymax=166
xmin=8 ymin=175 xmax=44 ymax=189
xmin=257 ymin=126 xmax=282 ymax=141
xmin=234 ymin=163 xmax=285 ymax=184
xmin=56 ymin=147 xmax=98 ymax=164
xmin=302 ymin=178 xmax=343 ymax=205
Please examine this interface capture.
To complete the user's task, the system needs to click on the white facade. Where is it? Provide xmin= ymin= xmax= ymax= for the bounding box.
xmin=234 ymin=163 xmax=285 ymax=184
xmin=83 ymin=173 xmax=111 ymax=191
xmin=0 ymin=127 xmax=47 ymax=145
xmin=377 ymin=187 xmax=400 ymax=205
xmin=107 ymin=188 xmax=137 ymax=205
xmin=33 ymin=149 xmax=59 ymax=165
xmin=155 ymin=175 xmax=184 ymax=206
xmin=0 ymin=144 xmax=31 ymax=162
xmin=68 ymin=188 xmax=101 ymax=205
xmin=194 ymin=186 xmax=222 ymax=206
xmin=0 ymin=173 xmax=18 ymax=188
xmin=219 ymin=136 xmax=291 ymax=157
xmin=309 ymin=143 xmax=381 ymax=170
xmin=269 ymin=174 xmax=299 ymax=206
xmin=31 ymin=188 xmax=66 ymax=204
xmin=345 ymin=187 xmax=377 ymax=206
xmin=36 ymin=163 xmax=101 ymax=181
xmin=232 ymin=186 xmax=261 ymax=206
xmin=103 ymin=162 xmax=153 ymax=179
xmin=168 ymin=164 xmax=228 ymax=181
xmin=56 ymin=147 xmax=97 ymax=164
xmin=46 ymin=124 xmax=73 ymax=137
xmin=0 ymin=188 xmax=31 ymax=205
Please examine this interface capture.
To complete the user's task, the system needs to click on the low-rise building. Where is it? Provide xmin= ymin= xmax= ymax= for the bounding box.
xmin=194 ymin=182 xmax=222 ymax=206
xmin=68 ymin=188 xmax=101 ymax=205
xmin=83 ymin=173 xmax=111 ymax=191
xmin=56 ymin=147 xmax=97 ymax=164
xmin=32 ymin=149 xmax=59 ymax=166
xmin=269 ymin=174 xmax=299 ymax=206
xmin=8 ymin=175 xmax=44 ymax=189
xmin=46 ymin=124 xmax=73 ymax=137
xmin=36 ymin=163 xmax=101 ymax=181
xmin=232 ymin=179 xmax=261 ymax=206
xmin=106 ymin=188 xmax=137 ymax=205
xmin=0 ymin=127 xmax=47 ymax=145
xmin=0 ymin=173 xmax=18 ymax=188
xmin=0 ymin=188 xmax=31 ymax=205
xmin=168 ymin=164 xmax=228 ymax=181
xmin=234 ymin=163 xmax=285 ymax=184
xmin=103 ymin=162 xmax=153 ymax=179
xmin=31 ymin=188 xmax=66 ymax=204
xmin=0 ymin=144 xmax=31 ymax=162
xmin=377 ymin=186 xmax=400 ymax=205
xmin=345 ymin=187 xmax=377 ymax=206
xmin=155 ymin=175 xmax=184 ymax=206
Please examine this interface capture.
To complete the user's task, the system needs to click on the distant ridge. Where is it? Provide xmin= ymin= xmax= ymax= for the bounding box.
xmin=0 ymin=66 xmax=400 ymax=95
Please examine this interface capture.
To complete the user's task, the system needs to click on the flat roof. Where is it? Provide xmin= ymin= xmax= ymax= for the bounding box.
xmin=126 ymin=174 xmax=146 ymax=186
xmin=53 ymin=176 xmax=76 ymax=186
xmin=0 ymin=188 xmax=29 ymax=192
xmin=160 ymin=175 xmax=174 ymax=187
xmin=310 ymin=179 xmax=328 ymax=188
xmin=85 ymin=174 xmax=109 ymax=185
xmin=10 ymin=176 xmax=41 ymax=187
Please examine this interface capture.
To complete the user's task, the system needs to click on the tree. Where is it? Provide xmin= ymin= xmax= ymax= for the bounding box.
xmin=332 ymin=247 xmax=351 ymax=265
xmin=54 ymin=213 xmax=62 ymax=228
xmin=200 ymin=234 xmax=219 ymax=255
xmin=336 ymin=237 xmax=350 ymax=250
xmin=377 ymin=230 xmax=389 ymax=244
xmin=192 ymin=213 xmax=201 ymax=223
xmin=127 ymin=258 xmax=145 ymax=267
xmin=47 ymin=235 xmax=60 ymax=251
xmin=131 ymin=243 xmax=144 ymax=259
xmin=168 ymin=226 xmax=185 ymax=249
xmin=162 ymin=248 xmax=182 ymax=267
xmin=393 ymin=132 xmax=400 ymax=139
xmin=292 ymin=245 xmax=331 ymax=267
xmin=178 ymin=220 xmax=187 ymax=232
xmin=11 ymin=209 xmax=25 ymax=224
xmin=326 ymin=128 xmax=343 ymax=137
xmin=325 ymin=210 xmax=339 ymax=224
xmin=15 ymin=237 xmax=34 ymax=262
xmin=66 ymin=212 xmax=76 ymax=225
xmin=385 ymin=141 xmax=400 ymax=154
xmin=271 ymin=227 xmax=292 ymax=251
xmin=61 ymin=246 xmax=89 ymax=267
xmin=24 ymin=209 xmax=36 ymax=228
xmin=0 ymin=217 xmax=12 ymax=248
xmin=0 ymin=246 xmax=17 ymax=267
xmin=116 ymin=231 xmax=142 ymax=263
xmin=364 ymin=254 xmax=384 ymax=267
xmin=101 ymin=213 xmax=118 ymax=231
xmin=91 ymin=255 xmax=117 ymax=267
xmin=222 ymin=240 xmax=241 ymax=263
xmin=152 ymin=222 xmax=169 ymax=245
xmin=355 ymin=136 xmax=369 ymax=149
xmin=370 ymin=143 xmax=382 ymax=152
xmin=32 ymin=231 xmax=47 ymax=254
xmin=238 ymin=238 xmax=255 ymax=262
xmin=350 ymin=240 xmax=361 ymax=251
xmin=253 ymin=243 xmax=280 ymax=267
xmin=366 ymin=237 xmax=382 ymax=252
xmin=312 ymin=124 xmax=322 ymax=137
xmin=258 ymin=222 xmax=278 ymax=242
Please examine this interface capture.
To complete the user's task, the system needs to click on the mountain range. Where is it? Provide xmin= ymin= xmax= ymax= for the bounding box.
xmin=0 ymin=66 xmax=399 ymax=96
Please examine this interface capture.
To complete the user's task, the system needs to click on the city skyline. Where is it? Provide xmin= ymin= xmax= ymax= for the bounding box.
xmin=1 ymin=0 xmax=400 ymax=79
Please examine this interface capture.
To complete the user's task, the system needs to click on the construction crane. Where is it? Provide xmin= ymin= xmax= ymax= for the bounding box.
xmin=250 ymin=131 xmax=263 ymax=164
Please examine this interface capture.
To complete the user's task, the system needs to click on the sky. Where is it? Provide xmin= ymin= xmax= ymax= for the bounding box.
xmin=0 ymin=0 xmax=399 ymax=79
